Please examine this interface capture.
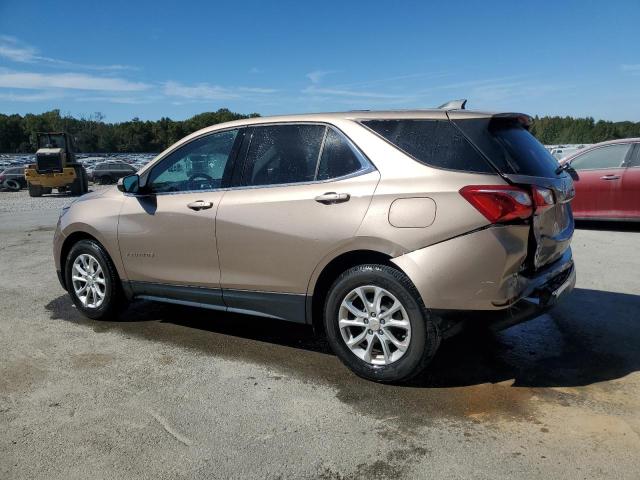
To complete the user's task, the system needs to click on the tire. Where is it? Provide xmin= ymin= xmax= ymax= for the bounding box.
xmin=28 ymin=184 xmax=43 ymax=197
xmin=42 ymin=187 xmax=52 ymax=194
xmin=81 ymin=168 xmax=89 ymax=193
xmin=70 ymin=178 xmax=82 ymax=195
xmin=64 ymin=239 xmax=126 ymax=320
xmin=70 ymin=166 xmax=84 ymax=195
xmin=5 ymin=179 xmax=21 ymax=191
xmin=324 ymin=264 xmax=440 ymax=383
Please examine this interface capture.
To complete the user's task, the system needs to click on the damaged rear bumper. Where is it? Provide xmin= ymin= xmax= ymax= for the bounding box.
xmin=437 ymin=257 xmax=576 ymax=338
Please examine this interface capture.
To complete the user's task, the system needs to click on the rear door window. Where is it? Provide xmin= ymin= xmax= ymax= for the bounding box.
xmin=241 ymin=124 xmax=326 ymax=186
xmin=362 ymin=119 xmax=493 ymax=173
xmin=570 ymin=144 xmax=630 ymax=170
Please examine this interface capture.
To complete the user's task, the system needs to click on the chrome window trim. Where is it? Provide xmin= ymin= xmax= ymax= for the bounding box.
xmin=135 ymin=120 xmax=377 ymax=197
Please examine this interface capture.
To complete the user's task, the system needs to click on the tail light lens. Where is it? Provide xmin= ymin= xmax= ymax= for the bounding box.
xmin=460 ymin=185 xmax=533 ymax=223
xmin=532 ymin=186 xmax=555 ymax=212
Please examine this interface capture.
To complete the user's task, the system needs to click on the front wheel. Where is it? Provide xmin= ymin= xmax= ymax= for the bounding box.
xmin=324 ymin=264 xmax=440 ymax=383
xmin=64 ymin=239 xmax=125 ymax=319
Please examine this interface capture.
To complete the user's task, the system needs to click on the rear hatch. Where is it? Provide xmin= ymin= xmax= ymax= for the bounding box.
xmin=451 ymin=113 xmax=575 ymax=270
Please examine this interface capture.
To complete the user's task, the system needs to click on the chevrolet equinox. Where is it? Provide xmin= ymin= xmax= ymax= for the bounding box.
xmin=54 ymin=101 xmax=576 ymax=382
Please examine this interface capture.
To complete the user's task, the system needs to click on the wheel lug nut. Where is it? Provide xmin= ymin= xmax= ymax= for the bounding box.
xmin=380 ymin=319 xmax=385 ymax=325
xmin=364 ymin=318 xmax=368 ymax=324
xmin=368 ymin=329 xmax=373 ymax=334
xmin=371 ymin=312 xmax=376 ymax=317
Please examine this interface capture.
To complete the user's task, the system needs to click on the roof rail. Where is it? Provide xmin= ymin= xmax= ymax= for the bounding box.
xmin=437 ymin=99 xmax=467 ymax=110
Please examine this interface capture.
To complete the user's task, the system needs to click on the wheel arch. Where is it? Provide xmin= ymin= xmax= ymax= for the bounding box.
xmin=59 ymin=231 xmax=122 ymax=291
xmin=307 ymin=249 xmax=405 ymax=333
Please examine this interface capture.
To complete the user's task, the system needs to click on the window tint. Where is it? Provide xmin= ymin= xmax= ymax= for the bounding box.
xmin=490 ymin=125 xmax=561 ymax=176
xmin=628 ymin=145 xmax=640 ymax=167
xmin=362 ymin=119 xmax=493 ymax=173
xmin=243 ymin=124 xmax=325 ymax=186
xmin=570 ymin=144 xmax=630 ymax=170
xmin=148 ymin=129 xmax=239 ymax=193
xmin=317 ymin=128 xmax=367 ymax=180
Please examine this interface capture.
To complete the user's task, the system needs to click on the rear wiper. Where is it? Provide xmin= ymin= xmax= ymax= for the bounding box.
xmin=555 ymin=162 xmax=573 ymax=175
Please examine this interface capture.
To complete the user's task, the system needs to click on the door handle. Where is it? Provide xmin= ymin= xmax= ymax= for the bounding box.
xmin=187 ymin=200 xmax=214 ymax=211
xmin=600 ymin=175 xmax=621 ymax=180
xmin=315 ymin=192 xmax=351 ymax=205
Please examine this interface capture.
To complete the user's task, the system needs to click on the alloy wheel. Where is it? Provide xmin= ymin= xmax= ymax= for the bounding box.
xmin=71 ymin=253 xmax=106 ymax=309
xmin=338 ymin=285 xmax=411 ymax=366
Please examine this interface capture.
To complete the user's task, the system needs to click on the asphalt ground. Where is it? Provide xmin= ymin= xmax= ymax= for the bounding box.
xmin=1 ymin=188 xmax=639 ymax=479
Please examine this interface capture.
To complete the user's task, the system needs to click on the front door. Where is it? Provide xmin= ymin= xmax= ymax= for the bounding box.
xmin=117 ymin=128 xmax=241 ymax=292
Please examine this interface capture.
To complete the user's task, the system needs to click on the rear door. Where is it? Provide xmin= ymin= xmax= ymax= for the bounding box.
xmin=216 ymin=123 xmax=379 ymax=320
xmin=620 ymin=144 xmax=640 ymax=219
xmin=567 ymin=144 xmax=631 ymax=218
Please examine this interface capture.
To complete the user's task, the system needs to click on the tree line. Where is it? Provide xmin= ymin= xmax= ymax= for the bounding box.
xmin=1 ymin=109 xmax=639 ymax=153
xmin=0 ymin=109 xmax=259 ymax=153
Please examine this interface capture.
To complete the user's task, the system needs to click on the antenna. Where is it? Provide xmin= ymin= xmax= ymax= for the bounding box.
xmin=437 ymin=99 xmax=467 ymax=110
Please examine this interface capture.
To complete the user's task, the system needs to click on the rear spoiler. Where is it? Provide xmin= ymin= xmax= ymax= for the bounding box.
xmin=491 ymin=113 xmax=533 ymax=129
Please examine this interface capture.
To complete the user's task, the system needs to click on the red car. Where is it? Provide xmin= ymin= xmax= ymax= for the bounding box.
xmin=561 ymin=139 xmax=640 ymax=220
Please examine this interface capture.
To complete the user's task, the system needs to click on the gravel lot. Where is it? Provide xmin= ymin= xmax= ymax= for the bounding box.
xmin=1 ymin=189 xmax=639 ymax=479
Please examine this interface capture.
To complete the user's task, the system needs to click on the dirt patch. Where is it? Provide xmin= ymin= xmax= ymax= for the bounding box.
xmin=0 ymin=359 xmax=47 ymax=395
xmin=71 ymin=353 xmax=114 ymax=369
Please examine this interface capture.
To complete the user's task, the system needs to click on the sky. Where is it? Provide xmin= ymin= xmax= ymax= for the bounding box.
xmin=0 ymin=0 xmax=639 ymax=122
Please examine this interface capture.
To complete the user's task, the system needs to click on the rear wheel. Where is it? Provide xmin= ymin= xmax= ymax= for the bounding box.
xmin=28 ymin=184 xmax=43 ymax=197
xmin=70 ymin=166 xmax=84 ymax=195
xmin=324 ymin=264 xmax=440 ymax=383
xmin=5 ymin=179 xmax=21 ymax=191
xmin=65 ymin=239 xmax=125 ymax=319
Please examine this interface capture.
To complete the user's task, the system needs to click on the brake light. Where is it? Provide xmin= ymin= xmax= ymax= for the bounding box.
xmin=460 ymin=185 xmax=533 ymax=223
xmin=532 ymin=186 xmax=555 ymax=212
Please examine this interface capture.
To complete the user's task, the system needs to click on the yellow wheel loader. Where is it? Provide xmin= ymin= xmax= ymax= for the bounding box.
xmin=25 ymin=132 xmax=88 ymax=197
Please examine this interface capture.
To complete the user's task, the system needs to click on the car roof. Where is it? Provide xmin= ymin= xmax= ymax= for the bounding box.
xmin=172 ymin=108 xmax=524 ymax=143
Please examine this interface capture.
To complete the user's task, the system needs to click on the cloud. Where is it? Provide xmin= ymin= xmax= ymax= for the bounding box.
xmin=163 ymin=81 xmax=277 ymax=100
xmin=0 ymin=90 xmax=65 ymax=102
xmin=0 ymin=70 xmax=150 ymax=91
xmin=303 ymin=85 xmax=409 ymax=100
xmin=306 ymin=70 xmax=335 ymax=84
xmin=621 ymin=64 xmax=640 ymax=75
xmin=0 ymin=35 xmax=136 ymax=71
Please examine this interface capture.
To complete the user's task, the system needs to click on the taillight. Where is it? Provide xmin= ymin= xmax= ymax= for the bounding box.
xmin=531 ymin=186 xmax=555 ymax=212
xmin=460 ymin=185 xmax=533 ymax=223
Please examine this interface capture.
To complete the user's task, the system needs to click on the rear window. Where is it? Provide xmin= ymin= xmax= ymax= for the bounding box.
xmin=362 ymin=119 xmax=493 ymax=173
xmin=453 ymin=118 xmax=561 ymax=178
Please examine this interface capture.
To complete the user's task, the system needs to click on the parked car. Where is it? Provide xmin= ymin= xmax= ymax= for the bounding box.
xmin=53 ymin=105 xmax=576 ymax=382
xmin=89 ymin=161 xmax=137 ymax=184
xmin=0 ymin=166 xmax=26 ymax=190
xmin=560 ymin=138 xmax=640 ymax=220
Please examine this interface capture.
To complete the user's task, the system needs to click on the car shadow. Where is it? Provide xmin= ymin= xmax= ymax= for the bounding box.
xmin=45 ymin=287 xmax=640 ymax=390
xmin=575 ymin=219 xmax=640 ymax=232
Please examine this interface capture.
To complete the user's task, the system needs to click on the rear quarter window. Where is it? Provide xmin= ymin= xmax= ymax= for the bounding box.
xmin=361 ymin=119 xmax=493 ymax=173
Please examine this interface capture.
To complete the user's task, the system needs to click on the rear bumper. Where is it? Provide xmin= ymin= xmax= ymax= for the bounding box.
xmin=391 ymin=224 xmax=574 ymax=311
xmin=436 ymin=260 xmax=576 ymax=338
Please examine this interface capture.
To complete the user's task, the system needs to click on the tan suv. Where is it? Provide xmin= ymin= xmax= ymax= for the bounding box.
xmin=53 ymin=101 xmax=576 ymax=382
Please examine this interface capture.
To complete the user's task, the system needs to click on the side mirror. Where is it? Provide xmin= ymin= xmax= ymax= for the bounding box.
xmin=118 ymin=174 xmax=140 ymax=193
